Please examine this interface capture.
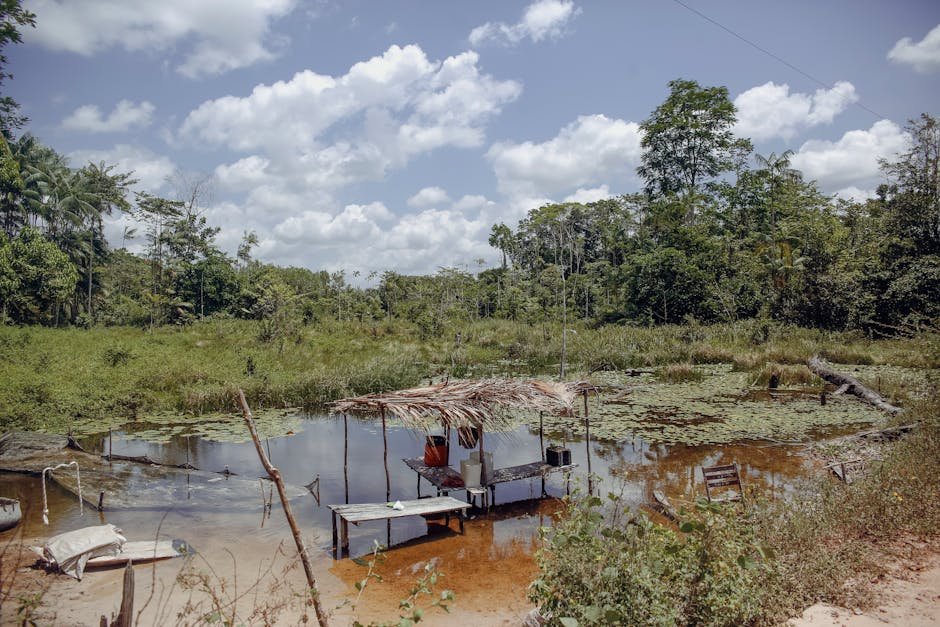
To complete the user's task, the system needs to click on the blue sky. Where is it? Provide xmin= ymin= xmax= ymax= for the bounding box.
xmin=10 ymin=0 xmax=940 ymax=278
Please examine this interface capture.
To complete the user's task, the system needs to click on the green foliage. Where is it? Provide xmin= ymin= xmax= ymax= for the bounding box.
xmin=0 ymin=226 xmax=77 ymax=323
xmin=531 ymin=490 xmax=770 ymax=626
xmin=638 ymin=78 xmax=751 ymax=198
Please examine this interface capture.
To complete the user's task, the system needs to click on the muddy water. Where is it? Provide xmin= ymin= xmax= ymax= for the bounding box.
xmin=0 ymin=415 xmax=820 ymax=625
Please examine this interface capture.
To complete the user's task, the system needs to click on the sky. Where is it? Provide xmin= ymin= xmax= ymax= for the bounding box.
xmin=9 ymin=0 xmax=940 ymax=279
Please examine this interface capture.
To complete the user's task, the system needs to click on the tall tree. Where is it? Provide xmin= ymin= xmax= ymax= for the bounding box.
xmin=637 ymin=78 xmax=751 ymax=201
xmin=0 ymin=0 xmax=35 ymax=139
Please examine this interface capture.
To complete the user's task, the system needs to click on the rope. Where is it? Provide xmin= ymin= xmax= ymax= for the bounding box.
xmin=41 ymin=461 xmax=82 ymax=525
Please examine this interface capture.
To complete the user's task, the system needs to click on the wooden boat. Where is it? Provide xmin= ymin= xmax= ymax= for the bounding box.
xmin=0 ymin=497 xmax=21 ymax=532
xmin=86 ymin=539 xmax=192 ymax=568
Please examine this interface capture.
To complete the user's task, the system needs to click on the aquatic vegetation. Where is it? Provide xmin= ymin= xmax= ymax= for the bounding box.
xmin=537 ymin=365 xmax=915 ymax=446
xmin=68 ymin=409 xmax=304 ymax=444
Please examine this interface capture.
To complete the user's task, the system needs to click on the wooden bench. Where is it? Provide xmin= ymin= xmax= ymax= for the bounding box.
xmin=328 ymin=496 xmax=469 ymax=557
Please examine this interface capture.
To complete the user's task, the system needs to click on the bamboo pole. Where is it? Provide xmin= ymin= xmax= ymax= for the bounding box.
xmin=238 ymin=390 xmax=329 ymax=627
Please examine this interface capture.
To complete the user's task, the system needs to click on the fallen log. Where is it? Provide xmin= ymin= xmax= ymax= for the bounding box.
xmin=807 ymin=356 xmax=903 ymax=415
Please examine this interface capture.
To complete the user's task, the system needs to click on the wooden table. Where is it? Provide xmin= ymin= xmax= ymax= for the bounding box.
xmin=328 ymin=496 xmax=469 ymax=557
xmin=402 ymin=457 xmax=578 ymax=508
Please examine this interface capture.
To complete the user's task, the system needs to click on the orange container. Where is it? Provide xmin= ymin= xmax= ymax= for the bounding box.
xmin=424 ymin=435 xmax=448 ymax=467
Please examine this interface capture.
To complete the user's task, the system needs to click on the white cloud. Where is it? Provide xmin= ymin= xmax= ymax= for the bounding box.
xmin=67 ymin=144 xmax=176 ymax=192
xmin=273 ymin=202 xmax=393 ymax=244
xmin=791 ymin=120 xmax=910 ymax=190
xmin=25 ymin=0 xmax=295 ymax=78
xmin=469 ymin=0 xmax=581 ymax=46
xmin=62 ymin=100 xmax=155 ymax=133
xmin=407 ymin=186 xmax=450 ymax=208
xmin=263 ymin=202 xmax=493 ymax=275
xmin=452 ymin=194 xmax=494 ymax=212
xmin=564 ymin=185 xmax=610 ymax=204
xmin=834 ymin=186 xmax=877 ymax=203
xmin=734 ymin=81 xmax=857 ymax=141
xmin=181 ymin=45 xmax=519 ymax=193
xmin=487 ymin=114 xmax=641 ymax=200
xmin=888 ymin=24 xmax=940 ymax=73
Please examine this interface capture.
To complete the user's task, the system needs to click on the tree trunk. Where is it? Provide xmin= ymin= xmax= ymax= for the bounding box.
xmin=807 ymin=356 xmax=903 ymax=415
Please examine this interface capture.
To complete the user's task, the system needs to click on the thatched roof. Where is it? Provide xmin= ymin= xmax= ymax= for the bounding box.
xmin=332 ymin=378 xmax=592 ymax=431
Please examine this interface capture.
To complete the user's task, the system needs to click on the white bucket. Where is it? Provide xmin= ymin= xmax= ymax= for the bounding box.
xmin=469 ymin=451 xmax=493 ymax=483
xmin=460 ymin=460 xmax=482 ymax=488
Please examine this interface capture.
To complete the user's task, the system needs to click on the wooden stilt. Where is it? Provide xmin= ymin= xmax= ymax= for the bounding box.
xmin=584 ymin=391 xmax=593 ymax=496
xmin=382 ymin=407 xmax=390 ymax=502
xmin=540 ymin=412 xmax=546 ymax=496
xmin=343 ymin=413 xmax=349 ymax=504
xmin=331 ymin=511 xmax=337 ymax=557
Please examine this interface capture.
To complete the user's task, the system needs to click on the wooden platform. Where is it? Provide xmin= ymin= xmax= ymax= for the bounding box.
xmin=328 ymin=496 xmax=468 ymax=557
xmin=402 ymin=457 xmax=578 ymax=507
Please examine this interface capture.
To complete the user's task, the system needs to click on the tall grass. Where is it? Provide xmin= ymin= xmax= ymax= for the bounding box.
xmin=0 ymin=318 xmax=935 ymax=433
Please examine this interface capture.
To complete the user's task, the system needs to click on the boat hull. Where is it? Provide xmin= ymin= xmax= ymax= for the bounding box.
xmin=0 ymin=497 xmax=21 ymax=532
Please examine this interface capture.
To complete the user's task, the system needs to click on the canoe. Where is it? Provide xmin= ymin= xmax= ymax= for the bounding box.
xmin=0 ymin=497 xmax=21 ymax=532
xmin=86 ymin=538 xmax=193 ymax=568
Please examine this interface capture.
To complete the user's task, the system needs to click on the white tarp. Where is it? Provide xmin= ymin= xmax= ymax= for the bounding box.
xmin=34 ymin=524 xmax=126 ymax=580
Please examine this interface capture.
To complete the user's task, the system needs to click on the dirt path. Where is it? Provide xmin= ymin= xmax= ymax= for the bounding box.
xmin=789 ymin=546 xmax=940 ymax=627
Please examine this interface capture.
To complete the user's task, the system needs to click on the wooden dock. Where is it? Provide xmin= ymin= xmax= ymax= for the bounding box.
xmin=328 ymin=496 xmax=468 ymax=557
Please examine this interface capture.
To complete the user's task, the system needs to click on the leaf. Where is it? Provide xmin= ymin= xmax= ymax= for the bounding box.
xmin=737 ymin=555 xmax=757 ymax=570
xmin=351 ymin=557 xmax=370 ymax=567
xmin=679 ymin=521 xmax=696 ymax=533
xmin=582 ymin=606 xmax=603 ymax=622
xmin=559 ymin=618 xmax=580 ymax=627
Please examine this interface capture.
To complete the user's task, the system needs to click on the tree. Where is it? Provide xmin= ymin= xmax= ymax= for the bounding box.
xmin=638 ymin=78 xmax=751 ymax=201
xmin=0 ymin=226 xmax=78 ymax=324
xmin=0 ymin=0 xmax=36 ymax=139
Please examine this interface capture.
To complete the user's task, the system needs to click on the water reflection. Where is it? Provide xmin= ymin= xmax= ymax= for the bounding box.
xmin=10 ymin=414 xmax=815 ymax=557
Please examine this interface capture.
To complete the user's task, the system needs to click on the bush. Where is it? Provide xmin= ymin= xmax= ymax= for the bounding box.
xmin=530 ymin=491 xmax=771 ymax=627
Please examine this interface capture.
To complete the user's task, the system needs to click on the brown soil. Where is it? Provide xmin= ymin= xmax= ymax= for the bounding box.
xmin=789 ymin=540 xmax=940 ymax=627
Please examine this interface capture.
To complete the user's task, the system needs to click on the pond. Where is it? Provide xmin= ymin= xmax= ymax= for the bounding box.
xmin=1 ymin=404 xmax=831 ymax=625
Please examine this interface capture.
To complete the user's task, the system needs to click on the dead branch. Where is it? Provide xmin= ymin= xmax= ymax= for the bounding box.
xmin=807 ymin=356 xmax=903 ymax=415
xmin=238 ymin=390 xmax=329 ymax=627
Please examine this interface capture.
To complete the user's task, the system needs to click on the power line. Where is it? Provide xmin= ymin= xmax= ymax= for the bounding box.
xmin=670 ymin=0 xmax=886 ymax=120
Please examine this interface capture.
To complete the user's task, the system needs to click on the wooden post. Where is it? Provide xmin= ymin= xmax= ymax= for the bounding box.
xmin=478 ymin=426 xmax=485 ymax=485
xmin=97 ymin=491 xmax=104 ymax=511
xmin=238 ymin=390 xmax=329 ymax=627
xmin=539 ymin=412 xmax=545 ymax=462
xmin=108 ymin=428 xmax=112 ymax=462
xmin=113 ymin=560 xmax=134 ymax=627
xmin=584 ymin=391 xmax=593 ymax=496
xmin=343 ymin=413 xmax=349 ymax=504
xmin=539 ymin=412 xmax=545 ymax=497
xmin=382 ymin=406 xmax=391 ymax=549
xmin=381 ymin=407 xmax=390 ymax=502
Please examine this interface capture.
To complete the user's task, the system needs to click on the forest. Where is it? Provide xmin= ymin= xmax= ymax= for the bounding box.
xmin=1 ymin=73 xmax=937 ymax=336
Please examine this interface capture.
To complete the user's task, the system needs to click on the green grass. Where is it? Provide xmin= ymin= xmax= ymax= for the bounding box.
xmin=0 ymin=318 xmax=935 ymax=436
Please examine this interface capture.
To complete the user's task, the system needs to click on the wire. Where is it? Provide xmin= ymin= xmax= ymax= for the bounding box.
xmin=670 ymin=0 xmax=886 ymax=121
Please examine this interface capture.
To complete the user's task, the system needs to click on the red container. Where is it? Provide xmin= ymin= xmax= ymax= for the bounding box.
xmin=424 ymin=435 xmax=448 ymax=467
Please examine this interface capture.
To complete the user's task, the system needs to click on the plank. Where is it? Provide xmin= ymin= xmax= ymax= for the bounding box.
xmin=328 ymin=496 xmax=468 ymax=523
xmin=86 ymin=539 xmax=192 ymax=568
xmin=402 ymin=458 xmax=465 ymax=489
xmin=490 ymin=461 xmax=577 ymax=484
